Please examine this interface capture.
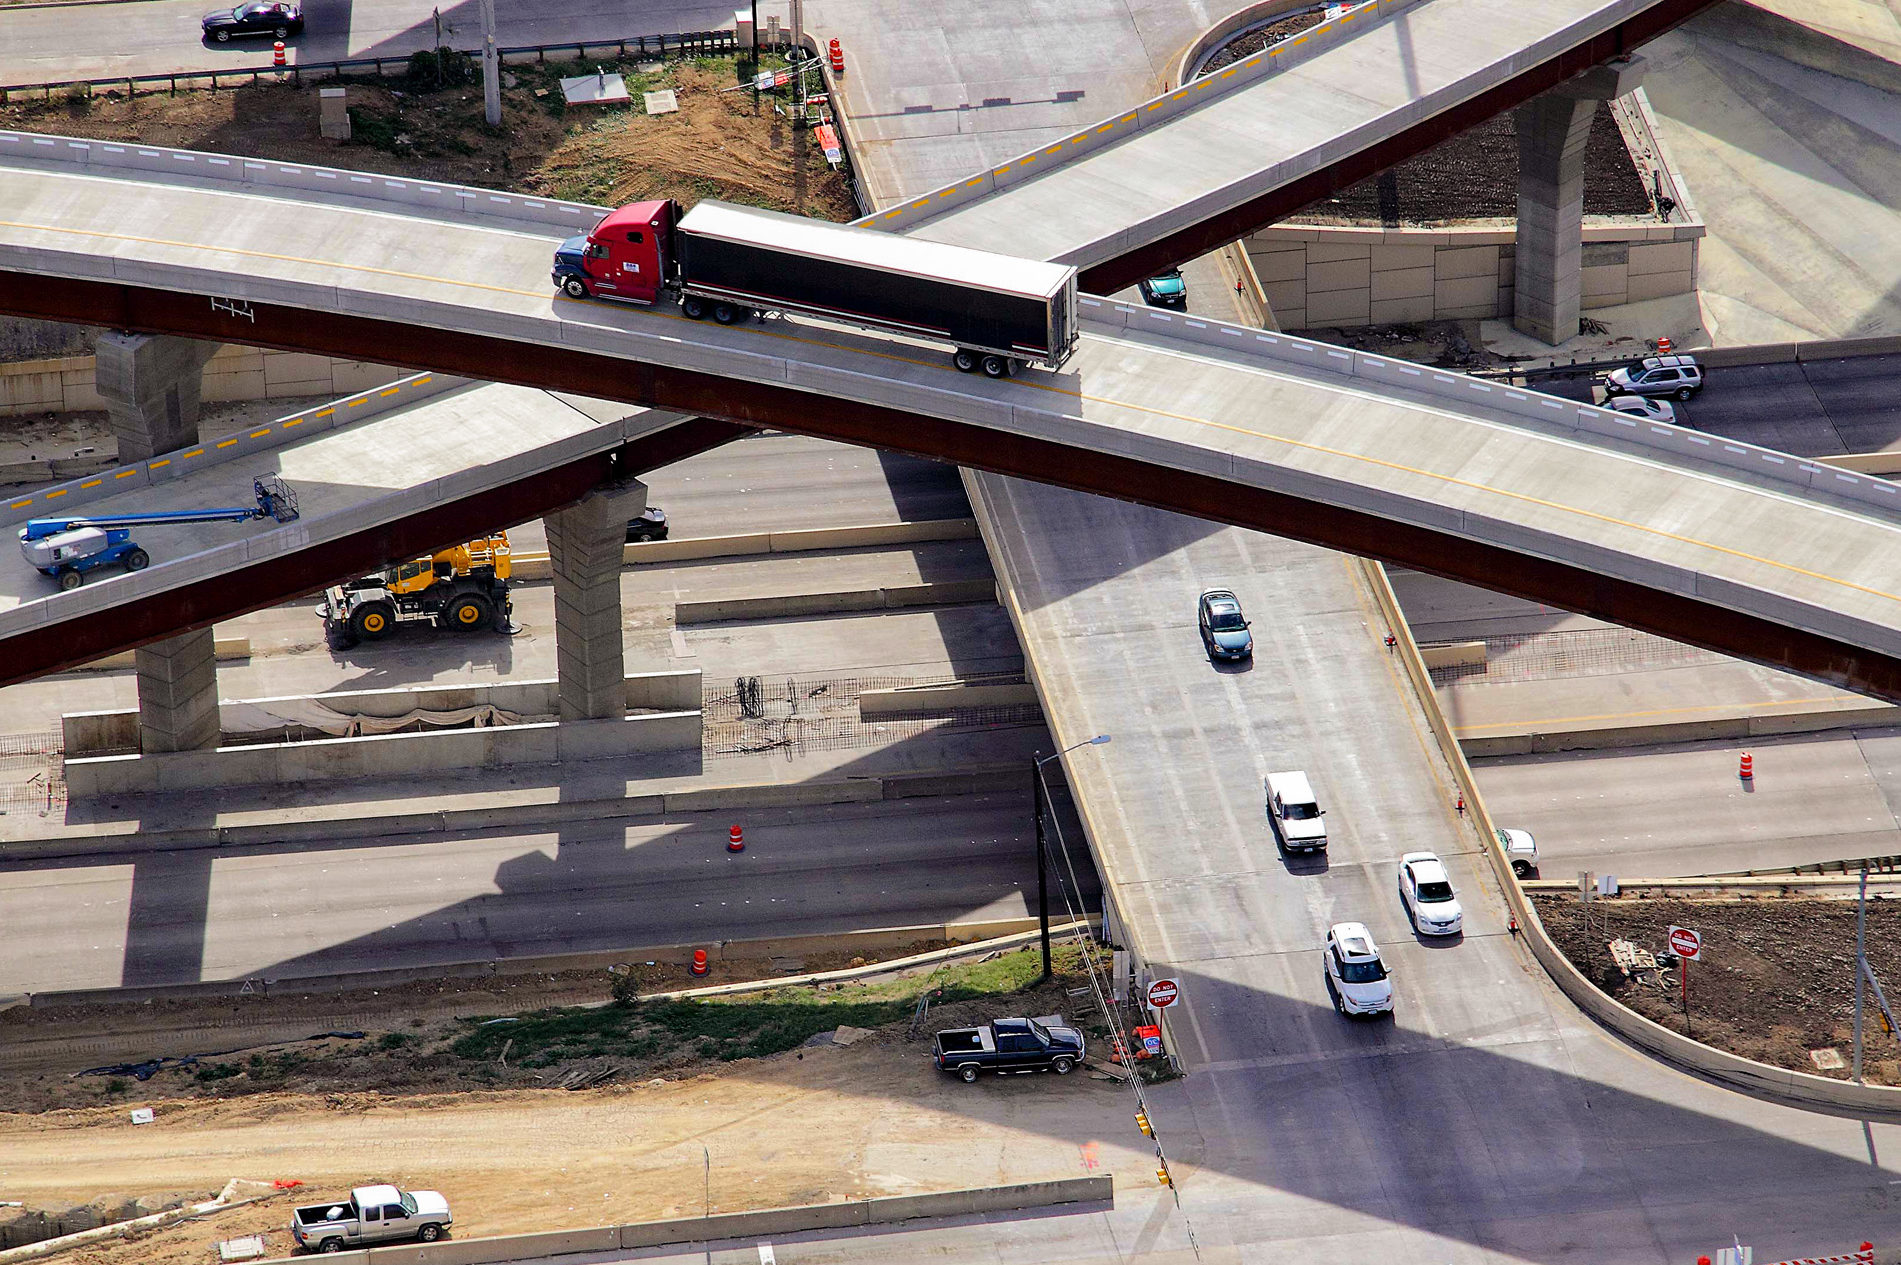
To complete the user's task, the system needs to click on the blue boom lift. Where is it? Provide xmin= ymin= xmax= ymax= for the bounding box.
xmin=19 ymin=475 xmax=299 ymax=590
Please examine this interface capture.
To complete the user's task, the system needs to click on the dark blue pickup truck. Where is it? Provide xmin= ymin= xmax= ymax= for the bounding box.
xmin=933 ymin=1017 xmax=1085 ymax=1082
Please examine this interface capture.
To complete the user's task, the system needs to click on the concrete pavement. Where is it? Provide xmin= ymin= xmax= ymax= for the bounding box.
xmin=1476 ymin=726 xmax=1901 ymax=876
xmin=0 ymin=789 xmax=1086 ymax=993
xmin=0 ymin=0 xmax=751 ymax=85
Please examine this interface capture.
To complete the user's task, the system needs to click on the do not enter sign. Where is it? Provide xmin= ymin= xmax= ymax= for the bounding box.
xmin=1146 ymin=978 xmax=1180 ymax=1009
xmin=1668 ymin=926 xmax=1702 ymax=961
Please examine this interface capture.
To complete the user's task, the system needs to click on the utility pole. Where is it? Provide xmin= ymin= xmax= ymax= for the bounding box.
xmin=1856 ymin=866 xmax=1869 ymax=1083
xmin=1031 ymin=734 xmax=1111 ymax=983
xmin=478 ymin=0 xmax=500 ymax=127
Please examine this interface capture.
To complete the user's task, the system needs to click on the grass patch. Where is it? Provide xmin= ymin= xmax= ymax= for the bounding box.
xmin=451 ymin=943 xmax=1082 ymax=1069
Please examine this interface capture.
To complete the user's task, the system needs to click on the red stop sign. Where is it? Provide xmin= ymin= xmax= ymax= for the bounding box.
xmin=1668 ymin=926 xmax=1702 ymax=961
xmin=1146 ymin=978 xmax=1180 ymax=1009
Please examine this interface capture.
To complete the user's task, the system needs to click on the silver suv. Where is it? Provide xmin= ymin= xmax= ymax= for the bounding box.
xmin=1602 ymin=354 xmax=1703 ymax=402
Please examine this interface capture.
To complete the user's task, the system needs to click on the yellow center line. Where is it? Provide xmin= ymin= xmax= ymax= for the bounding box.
xmin=7 ymin=215 xmax=1895 ymax=611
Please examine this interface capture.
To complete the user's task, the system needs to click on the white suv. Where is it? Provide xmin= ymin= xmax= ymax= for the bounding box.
xmin=1323 ymin=922 xmax=1393 ymax=1017
xmin=1603 ymin=354 xmax=1703 ymax=402
xmin=1397 ymin=852 xmax=1463 ymax=936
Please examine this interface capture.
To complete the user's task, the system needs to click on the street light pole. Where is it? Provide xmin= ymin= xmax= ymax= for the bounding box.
xmin=1032 ymin=734 xmax=1110 ymax=983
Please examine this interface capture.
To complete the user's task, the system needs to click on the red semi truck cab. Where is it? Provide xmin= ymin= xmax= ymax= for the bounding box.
xmin=551 ymin=199 xmax=677 ymax=304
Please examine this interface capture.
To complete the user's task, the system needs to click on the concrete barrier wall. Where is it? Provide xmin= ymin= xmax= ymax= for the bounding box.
xmin=1419 ymin=640 xmax=1484 ymax=670
xmin=0 ymin=346 xmax=405 ymax=422
xmin=369 ymin=1226 xmax=620 ymax=1265
xmin=859 ymin=681 xmax=1040 ymax=716
xmin=1361 ymin=558 xmax=1901 ymax=1122
xmin=62 ymin=670 xmax=701 ymax=759
xmin=73 ymin=635 xmax=251 ymax=673
xmin=63 ymin=709 xmax=702 ymax=796
xmin=675 ymin=579 xmax=996 ymax=625
xmin=1459 ymin=698 xmax=1901 ymax=757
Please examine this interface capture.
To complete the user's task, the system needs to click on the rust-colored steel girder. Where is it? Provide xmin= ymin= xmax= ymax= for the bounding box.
xmin=0 ymin=411 xmax=750 ymax=686
xmin=1075 ymin=0 xmax=1723 ymax=295
xmin=0 ymin=270 xmax=1896 ymax=701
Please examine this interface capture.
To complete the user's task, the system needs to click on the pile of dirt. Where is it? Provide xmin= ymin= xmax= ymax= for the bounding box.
xmin=1532 ymin=895 xmax=1901 ymax=1084
xmin=0 ymin=54 xmax=855 ymax=221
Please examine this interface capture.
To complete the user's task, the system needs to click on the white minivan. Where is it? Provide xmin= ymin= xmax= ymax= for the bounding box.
xmin=1266 ymin=770 xmax=1327 ymax=853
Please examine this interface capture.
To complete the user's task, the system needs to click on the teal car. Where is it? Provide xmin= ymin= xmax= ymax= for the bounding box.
xmin=1138 ymin=268 xmax=1187 ymax=309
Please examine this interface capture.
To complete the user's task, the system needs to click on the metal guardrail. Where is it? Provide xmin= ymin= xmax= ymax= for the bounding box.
xmin=0 ymin=30 xmax=736 ymax=102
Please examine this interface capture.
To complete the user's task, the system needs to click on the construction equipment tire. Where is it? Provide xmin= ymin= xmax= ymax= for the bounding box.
xmin=349 ymin=602 xmax=395 ymax=641
xmin=444 ymin=594 xmax=492 ymax=631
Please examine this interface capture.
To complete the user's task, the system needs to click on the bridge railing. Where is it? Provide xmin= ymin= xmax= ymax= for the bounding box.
xmin=0 ymin=30 xmax=736 ymax=103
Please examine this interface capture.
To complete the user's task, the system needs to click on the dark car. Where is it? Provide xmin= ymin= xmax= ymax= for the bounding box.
xmin=1197 ymin=587 xmax=1252 ymax=661
xmin=202 ymin=1 xmax=303 ymax=42
xmin=1138 ymin=268 xmax=1187 ymax=309
xmin=625 ymin=506 xmax=669 ymax=543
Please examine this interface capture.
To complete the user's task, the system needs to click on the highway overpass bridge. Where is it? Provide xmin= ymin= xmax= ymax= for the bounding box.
xmin=5 ymin=115 xmax=1901 ymax=702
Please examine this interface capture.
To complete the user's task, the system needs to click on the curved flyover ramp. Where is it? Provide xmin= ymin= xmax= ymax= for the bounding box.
xmin=4 ymin=140 xmax=1901 ymax=699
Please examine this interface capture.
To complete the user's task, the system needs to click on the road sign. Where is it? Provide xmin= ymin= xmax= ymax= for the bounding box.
xmin=1146 ymin=978 xmax=1180 ymax=1009
xmin=1668 ymin=926 xmax=1703 ymax=961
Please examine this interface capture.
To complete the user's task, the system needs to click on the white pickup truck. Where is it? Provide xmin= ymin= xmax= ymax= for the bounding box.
xmin=290 ymin=1185 xmax=451 ymax=1254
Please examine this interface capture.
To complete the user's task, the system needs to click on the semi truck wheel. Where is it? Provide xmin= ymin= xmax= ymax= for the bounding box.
xmin=123 ymin=548 xmax=150 ymax=572
xmin=712 ymin=303 xmax=739 ymax=324
xmin=981 ymin=355 xmax=1009 ymax=378
xmin=953 ymin=349 xmax=978 ymax=373
xmin=681 ymin=296 xmax=707 ymax=320
xmin=444 ymin=594 xmax=492 ymax=631
xmin=561 ymin=275 xmax=589 ymax=299
xmin=348 ymin=602 xmax=395 ymax=640
xmin=57 ymin=568 xmax=83 ymax=591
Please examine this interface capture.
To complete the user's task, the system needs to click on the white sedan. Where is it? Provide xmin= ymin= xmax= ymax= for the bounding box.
xmin=1606 ymin=394 xmax=1678 ymax=425
xmin=1397 ymin=852 xmax=1463 ymax=936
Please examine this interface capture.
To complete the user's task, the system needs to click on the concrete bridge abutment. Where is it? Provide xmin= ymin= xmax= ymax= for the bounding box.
xmin=1512 ymin=56 xmax=1646 ymax=345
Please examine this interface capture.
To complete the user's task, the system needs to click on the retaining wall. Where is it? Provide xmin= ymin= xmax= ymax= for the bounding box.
xmin=0 ymin=345 xmax=403 ymax=424
xmin=1459 ymin=698 xmax=1901 ymax=757
xmin=858 ymin=681 xmax=1040 ymax=717
xmin=250 ymin=1178 xmax=1111 ymax=1264
xmin=1363 ymin=558 xmax=1901 ymax=1122
xmin=508 ymin=518 xmax=981 ymax=580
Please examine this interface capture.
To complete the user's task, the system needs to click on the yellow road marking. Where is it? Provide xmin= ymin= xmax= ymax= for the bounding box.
xmin=249 ymin=429 xmax=271 ymax=438
xmin=181 ymin=448 xmax=203 ymax=459
xmin=7 ymin=214 xmax=1896 ymax=613
xmin=216 ymin=438 xmax=238 ymax=448
xmin=113 ymin=469 xmax=135 ymax=478
xmin=79 ymin=480 xmax=101 ymax=489
xmin=45 ymin=488 xmax=66 ymax=497
xmin=8 ymin=499 xmax=30 ymax=509
xmin=148 ymin=459 xmax=169 ymax=468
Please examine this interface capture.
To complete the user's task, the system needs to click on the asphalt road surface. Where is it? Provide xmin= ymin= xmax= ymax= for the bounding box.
xmin=0 ymin=791 xmax=1096 ymax=992
xmin=0 ymin=0 xmax=753 ymax=85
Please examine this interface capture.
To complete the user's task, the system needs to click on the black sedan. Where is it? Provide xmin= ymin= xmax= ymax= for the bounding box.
xmin=202 ymin=2 xmax=303 ymax=42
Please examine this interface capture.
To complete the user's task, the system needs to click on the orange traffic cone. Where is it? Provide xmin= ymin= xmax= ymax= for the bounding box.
xmin=728 ymin=824 xmax=745 ymax=853
xmin=1656 ymin=335 xmax=1673 ymax=354
xmin=1739 ymin=752 xmax=1753 ymax=780
xmin=690 ymin=949 xmax=709 ymax=976
xmin=273 ymin=41 xmax=286 ymax=66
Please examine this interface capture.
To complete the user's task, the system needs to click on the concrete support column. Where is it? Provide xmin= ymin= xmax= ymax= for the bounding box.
xmin=94 ymin=331 xmax=221 ymax=463
xmin=547 ymin=479 xmax=644 ymax=722
xmin=1512 ymin=56 xmax=1645 ymax=345
xmin=135 ymin=629 xmax=221 ymax=753
xmin=98 ymin=331 xmax=225 ymax=752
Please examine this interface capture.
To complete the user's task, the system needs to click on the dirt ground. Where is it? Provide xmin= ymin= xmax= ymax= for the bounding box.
xmin=1533 ymin=895 xmax=1901 ymax=1084
xmin=0 ymin=54 xmax=856 ymax=221
xmin=2 ymin=950 xmax=1146 ymax=1265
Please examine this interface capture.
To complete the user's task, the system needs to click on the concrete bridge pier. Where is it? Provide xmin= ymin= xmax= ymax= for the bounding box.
xmin=548 ymin=478 xmax=645 ymax=721
xmin=1512 ymin=56 xmax=1645 ymax=345
xmin=96 ymin=331 xmax=226 ymax=752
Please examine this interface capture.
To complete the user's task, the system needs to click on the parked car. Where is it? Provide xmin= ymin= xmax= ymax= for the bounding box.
xmin=1265 ymin=769 xmax=1327 ymax=853
xmin=1138 ymin=268 xmax=1187 ymax=309
xmin=1601 ymin=353 xmax=1703 ymax=402
xmin=1606 ymin=394 xmax=1678 ymax=425
xmin=202 ymin=1 xmax=303 ymax=41
xmin=932 ymin=1017 xmax=1084 ymax=1082
xmin=291 ymin=1185 xmax=450 ymax=1254
xmin=625 ymin=505 xmax=670 ymax=542
xmin=1496 ymin=826 xmax=1538 ymax=877
xmin=1323 ymin=922 xmax=1392 ymax=1017
xmin=1397 ymin=851 xmax=1463 ymax=936
xmin=1197 ymin=587 xmax=1253 ymax=660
